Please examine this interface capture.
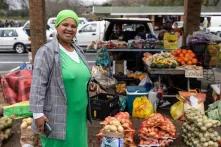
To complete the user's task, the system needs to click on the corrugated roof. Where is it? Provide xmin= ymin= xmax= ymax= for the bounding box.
xmin=93 ymin=6 xmax=221 ymax=16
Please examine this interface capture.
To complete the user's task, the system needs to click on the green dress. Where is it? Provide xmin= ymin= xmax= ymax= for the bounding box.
xmin=41 ymin=49 xmax=91 ymax=147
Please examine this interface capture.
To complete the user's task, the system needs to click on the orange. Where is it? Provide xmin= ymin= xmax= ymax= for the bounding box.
xmin=181 ymin=61 xmax=186 ymax=65
xmin=184 ymin=57 xmax=189 ymax=62
xmin=180 ymin=53 xmax=184 ymax=58
xmin=192 ymin=58 xmax=197 ymax=64
xmin=187 ymin=61 xmax=192 ymax=65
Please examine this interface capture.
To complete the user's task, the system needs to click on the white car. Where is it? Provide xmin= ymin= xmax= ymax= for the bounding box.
xmin=206 ymin=16 xmax=221 ymax=34
xmin=76 ymin=21 xmax=106 ymax=47
xmin=207 ymin=26 xmax=221 ymax=34
xmin=23 ymin=20 xmax=53 ymax=41
xmin=76 ymin=18 xmax=156 ymax=47
xmin=0 ymin=27 xmax=31 ymax=53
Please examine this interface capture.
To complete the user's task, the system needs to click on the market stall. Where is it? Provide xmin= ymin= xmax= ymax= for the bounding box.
xmin=85 ymin=30 xmax=221 ymax=146
xmin=1 ymin=31 xmax=221 ymax=147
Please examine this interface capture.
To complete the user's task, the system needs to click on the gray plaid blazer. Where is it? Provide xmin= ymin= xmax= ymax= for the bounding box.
xmin=30 ymin=37 xmax=92 ymax=139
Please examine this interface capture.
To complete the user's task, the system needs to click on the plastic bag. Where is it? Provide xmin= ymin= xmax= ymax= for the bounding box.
xmin=138 ymin=74 xmax=152 ymax=92
xmin=95 ymin=48 xmax=111 ymax=67
xmin=119 ymin=96 xmax=127 ymax=111
xmin=3 ymin=101 xmax=32 ymax=118
xmin=170 ymin=101 xmax=184 ymax=120
xmin=148 ymin=90 xmax=159 ymax=111
xmin=132 ymin=96 xmax=154 ymax=119
xmin=101 ymin=137 xmax=124 ymax=147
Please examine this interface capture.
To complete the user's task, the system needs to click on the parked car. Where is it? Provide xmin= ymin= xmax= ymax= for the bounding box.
xmin=206 ymin=16 xmax=221 ymax=34
xmin=75 ymin=20 xmax=106 ymax=47
xmin=103 ymin=17 xmax=156 ymax=41
xmin=102 ymin=18 xmax=156 ymax=71
xmin=23 ymin=20 xmax=54 ymax=41
xmin=0 ymin=27 xmax=31 ymax=53
xmin=76 ymin=18 xmax=156 ymax=47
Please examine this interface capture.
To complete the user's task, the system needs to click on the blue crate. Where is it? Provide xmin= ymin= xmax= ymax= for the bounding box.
xmin=126 ymin=86 xmax=149 ymax=114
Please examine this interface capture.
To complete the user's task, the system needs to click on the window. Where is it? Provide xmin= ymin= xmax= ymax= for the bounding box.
xmin=80 ymin=23 xmax=96 ymax=32
xmin=2 ymin=29 xmax=18 ymax=37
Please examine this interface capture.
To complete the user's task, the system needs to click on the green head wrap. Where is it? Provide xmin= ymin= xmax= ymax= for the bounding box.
xmin=55 ymin=9 xmax=79 ymax=27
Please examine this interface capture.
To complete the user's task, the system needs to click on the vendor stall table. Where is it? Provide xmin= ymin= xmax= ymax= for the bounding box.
xmin=107 ymin=48 xmax=166 ymax=71
xmin=108 ymin=48 xmax=165 ymax=52
xmin=146 ymin=67 xmax=191 ymax=96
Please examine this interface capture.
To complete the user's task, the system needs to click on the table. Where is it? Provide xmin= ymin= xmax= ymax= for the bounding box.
xmin=146 ymin=67 xmax=191 ymax=97
xmin=107 ymin=48 xmax=166 ymax=71
xmin=108 ymin=48 xmax=165 ymax=52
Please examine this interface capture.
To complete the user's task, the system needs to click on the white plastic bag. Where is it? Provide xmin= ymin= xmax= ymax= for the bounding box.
xmin=148 ymin=90 xmax=159 ymax=111
xmin=101 ymin=137 xmax=124 ymax=147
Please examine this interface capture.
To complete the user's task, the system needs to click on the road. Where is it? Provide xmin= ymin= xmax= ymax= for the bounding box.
xmin=0 ymin=52 xmax=96 ymax=74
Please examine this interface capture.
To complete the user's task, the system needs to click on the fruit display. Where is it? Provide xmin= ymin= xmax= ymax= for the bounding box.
xmin=171 ymin=49 xmax=198 ymax=65
xmin=97 ymin=112 xmax=136 ymax=147
xmin=182 ymin=108 xmax=221 ymax=147
xmin=138 ymin=113 xmax=176 ymax=146
xmin=150 ymin=52 xmax=178 ymax=68
xmin=0 ymin=117 xmax=13 ymax=141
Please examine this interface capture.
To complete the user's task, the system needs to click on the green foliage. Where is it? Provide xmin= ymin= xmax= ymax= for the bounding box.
xmin=0 ymin=0 xmax=9 ymax=9
xmin=203 ymin=0 xmax=220 ymax=6
xmin=6 ymin=10 xmax=29 ymax=17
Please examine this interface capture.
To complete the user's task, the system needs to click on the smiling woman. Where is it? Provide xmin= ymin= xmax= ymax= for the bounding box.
xmin=30 ymin=9 xmax=92 ymax=147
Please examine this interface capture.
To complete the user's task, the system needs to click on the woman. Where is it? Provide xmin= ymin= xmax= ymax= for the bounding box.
xmin=30 ymin=9 xmax=92 ymax=147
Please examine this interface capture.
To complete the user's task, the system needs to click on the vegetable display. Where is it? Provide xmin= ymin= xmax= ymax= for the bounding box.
xmin=20 ymin=117 xmax=33 ymax=129
xmin=182 ymin=108 xmax=221 ymax=147
xmin=138 ymin=113 xmax=176 ymax=146
xmin=150 ymin=52 xmax=178 ymax=68
xmin=97 ymin=112 xmax=136 ymax=147
xmin=0 ymin=117 xmax=13 ymax=141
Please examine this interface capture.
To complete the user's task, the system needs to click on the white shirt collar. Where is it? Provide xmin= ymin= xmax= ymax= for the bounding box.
xmin=59 ymin=43 xmax=80 ymax=63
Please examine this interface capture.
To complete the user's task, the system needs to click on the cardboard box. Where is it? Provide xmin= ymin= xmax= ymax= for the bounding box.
xmin=112 ymin=60 xmax=127 ymax=75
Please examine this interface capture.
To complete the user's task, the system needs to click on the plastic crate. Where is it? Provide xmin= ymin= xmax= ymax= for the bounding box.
xmin=126 ymin=86 xmax=149 ymax=114
xmin=90 ymin=93 xmax=119 ymax=120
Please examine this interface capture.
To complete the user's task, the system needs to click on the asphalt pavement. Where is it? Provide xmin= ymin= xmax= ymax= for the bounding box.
xmin=0 ymin=51 xmax=96 ymax=74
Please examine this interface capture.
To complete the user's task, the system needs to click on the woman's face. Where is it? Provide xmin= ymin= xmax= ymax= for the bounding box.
xmin=56 ymin=18 xmax=77 ymax=44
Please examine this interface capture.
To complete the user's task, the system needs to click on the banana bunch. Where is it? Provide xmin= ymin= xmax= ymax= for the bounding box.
xmin=151 ymin=52 xmax=178 ymax=68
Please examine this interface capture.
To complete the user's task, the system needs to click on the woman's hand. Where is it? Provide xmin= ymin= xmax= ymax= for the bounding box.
xmin=35 ymin=116 xmax=48 ymax=133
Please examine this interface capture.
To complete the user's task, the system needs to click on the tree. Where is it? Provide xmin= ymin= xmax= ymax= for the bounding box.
xmin=0 ymin=0 xmax=8 ymax=9
xmin=29 ymin=0 xmax=46 ymax=61
xmin=203 ymin=0 xmax=220 ymax=6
